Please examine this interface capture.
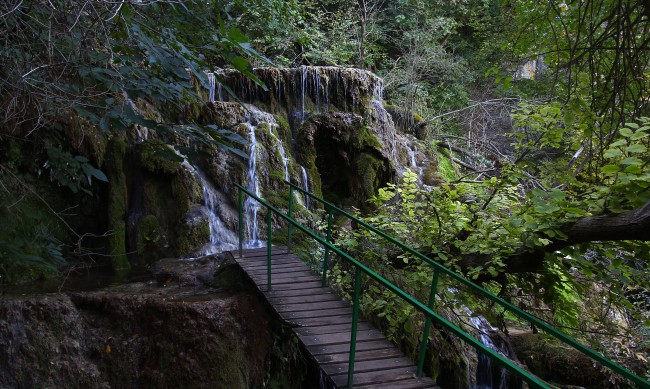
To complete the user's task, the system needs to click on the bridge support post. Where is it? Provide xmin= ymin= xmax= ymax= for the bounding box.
xmin=287 ymin=186 xmax=293 ymax=254
xmin=347 ymin=268 xmax=362 ymax=388
xmin=417 ymin=269 xmax=440 ymax=377
xmin=238 ymin=187 xmax=243 ymax=257
xmin=267 ymin=210 xmax=272 ymax=291
xmin=322 ymin=207 xmax=333 ymax=286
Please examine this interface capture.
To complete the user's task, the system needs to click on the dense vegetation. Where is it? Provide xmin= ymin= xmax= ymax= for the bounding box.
xmin=1 ymin=0 xmax=648 ymax=384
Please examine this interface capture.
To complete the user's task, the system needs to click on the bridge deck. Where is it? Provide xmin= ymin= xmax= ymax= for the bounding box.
xmin=229 ymin=246 xmax=439 ymax=389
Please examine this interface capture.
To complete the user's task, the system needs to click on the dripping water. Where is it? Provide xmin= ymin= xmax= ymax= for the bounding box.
xmin=207 ymin=72 xmax=215 ymax=103
xmin=244 ymin=122 xmax=263 ymax=248
xmin=185 ymin=161 xmax=238 ymax=255
xmin=464 ymin=306 xmax=508 ymax=389
xmin=300 ymin=65 xmax=307 ymax=124
xmin=407 ymin=144 xmax=417 ymax=168
xmin=300 ymin=166 xmax=310 ymax=209
xmin=267 ymin=127 xmax=290 ymax=182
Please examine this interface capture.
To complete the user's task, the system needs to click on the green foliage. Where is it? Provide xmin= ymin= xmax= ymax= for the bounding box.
xmin=0 ymin=169 xmax=67 ymax=283
xmin=43 ymin=141 xmax=108 ymax=195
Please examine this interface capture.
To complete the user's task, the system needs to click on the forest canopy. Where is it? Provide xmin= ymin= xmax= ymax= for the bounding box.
xmin=0 ymin=0 xmax=649 ymax=381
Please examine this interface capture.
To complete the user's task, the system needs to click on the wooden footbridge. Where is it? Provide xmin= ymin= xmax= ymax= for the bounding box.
xmin=229 ymin=182 xmax=650 ymax=389
xmin=230 ymin=246 xmax=439 ymax=388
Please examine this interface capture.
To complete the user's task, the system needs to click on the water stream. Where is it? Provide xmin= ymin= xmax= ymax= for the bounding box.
xmin=181 ymin=160 xmax=238 ymax=255
xmin=243 ymin=122 xmax=263 ymax=248
xmin=300 ymin=166 xmax=310 ymax=209
xmin=464 ymin=306 xmax=508 ymax=389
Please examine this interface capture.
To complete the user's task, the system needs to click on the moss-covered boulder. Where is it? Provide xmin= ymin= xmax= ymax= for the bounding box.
xmin=104 ymin=137 xmax=130 ymax=270
xmin=510 ymin=332 xmax=610 ymax=388
xmin=175 ymin=205 xmax=210 ymax=257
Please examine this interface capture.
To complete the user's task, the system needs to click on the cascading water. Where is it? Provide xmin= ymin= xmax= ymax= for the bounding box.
xmin=207 ymin=72 xmax=215 ymax=103
xmin=300 ymin=166 xmax=310 ymax=209
xmin=267 ymin=127 xmax=290 ymax=182
xmin=243 ymin=122 xmax=263 ymax=248
xmin=300 ymin=65 xmax=307 ymax=123
xmin=407 ymin=144 xmax=417 ymax=168
xmin=464 ymin=307 xmax=508 ymax=389
xmin=179 ymin=159 xmax=238 ymax=255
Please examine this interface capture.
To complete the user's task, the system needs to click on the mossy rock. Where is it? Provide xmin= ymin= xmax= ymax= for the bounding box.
xmin=140 ymin=140 xmax=182 ymax=175
xmin=109 ymin=221 xmax=130 ymax=269
xmin=422 ymin=165 xmax=445 ymax=187
xmin=511 ymin=333 xmax=610 ymax=388
xmin=175 ymin=205 xmax=210 ymax=257
xmin=135 ymin=215 xmax=167 ymax=264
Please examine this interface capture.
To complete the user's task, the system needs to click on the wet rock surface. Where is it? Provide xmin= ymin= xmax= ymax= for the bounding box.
xmin=0 ymin=256 xmax=272 ymax=389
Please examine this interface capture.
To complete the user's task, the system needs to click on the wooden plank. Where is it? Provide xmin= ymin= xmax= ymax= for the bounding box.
xmin=231 ymin=247 xmax=289 ymax=258
xmin=240 ymin=262 xmax=310 ymax=272
xmin=239 ymin=257 xmax=305 ymax=265
xmin=276 ymin=300 xmax=349 ymax=313
xmin=256 ymin=280 xmax=324 ymax=291
xmin=264 ymin=286 xmax=331 ymax=298
xmin=269 ymin=293 xmax=342 ymax=305
xmin=246 ymin=270 xmax=316 ymax=280
xmin=330 ymin=366 xmax=419 ymax=387
xmin=294 ymin=321 xmax=373 ymax=336
xmin=313 ymin=348 xmax=403 ymax=364
xmin=298 ymin=329 xmax=386 ymax=347
xmin=307 ymin=339 xmax=396 ymax=356
xmin=252 ymin=275 xmax=317 ymax=284
xmin=321 ymin=356 xmax=415 ymax=376
xmin=280 ymin=307 xmax=353 ymax=320
xmin=354 ymin=379 xmax=439 ymax=389
xmin=287 ymin=314 xmax=354 ymax=327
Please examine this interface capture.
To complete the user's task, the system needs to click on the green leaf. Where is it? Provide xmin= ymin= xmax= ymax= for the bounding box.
xmin=601 ymin=164 xmax=620 ymax=174
xmin=603 ymin=148 xmax=622 ymax=158
xmin=621 ymin=157 xmax=643 ymax=166
xmin=625 ymin=144 xmax=647 ymax=153
xmin=619 ymin=127 xmax=633 ymax=137
xmin=629 ymin=131 xmax=649 ymax=141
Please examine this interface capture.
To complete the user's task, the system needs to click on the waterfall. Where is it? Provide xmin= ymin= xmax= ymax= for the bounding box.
xmin=243 ymin=122 xmax=263 ymax=248
xmin=179 ymin=160 xmax=238 ymax=255
xmin=267 ymin=128 xmax=290 ymax=182
xmin=301 ymin=166 xmax=310 ymax=209
xmin=464 ymin=307 xmax=508 ymax=389
xmin=300 ymin=65 xmax=307 ymax=123
xmin=207 ymin=72 xmax=215 ymax=103
xmin=407 ymin=144 xmax=417 ymax=167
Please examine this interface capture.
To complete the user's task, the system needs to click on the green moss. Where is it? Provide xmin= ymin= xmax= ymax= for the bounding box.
xmin=109 ymin=221 xmax=130 ymax=269
xmin=175 ymin=218 xmax=209 ymax=257
xmin=136 ymin=214 xmax=168 ymax=264
xmin=354 ymin=152 xmax=384 ymax=199
xmin=104 ymin=137 xmax=130 ymax=270
xmin=356 ymin=125 xmax=383 ymax=150
xmin=140 ymin=140 xmax=181 ymax=175
xmin=269 ymin=169 xmax=286 ymax=182
xmin=436 ymin=151 xmax=456 ymax=181
xmin=273 ymin=114 xmax=291 ymax=143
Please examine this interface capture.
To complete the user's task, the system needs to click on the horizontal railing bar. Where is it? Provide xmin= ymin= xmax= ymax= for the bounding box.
xmin=237 ymin=183 xmax=551 ymax=389
xmin=284 ymin=181 xmax=649 ymax=389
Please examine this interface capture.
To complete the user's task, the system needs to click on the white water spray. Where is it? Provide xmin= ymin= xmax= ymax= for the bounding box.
xmin=243 ymin=123 xmax=263 ymax=248
xmin=300 ymin=166 xmax=310 ymax=209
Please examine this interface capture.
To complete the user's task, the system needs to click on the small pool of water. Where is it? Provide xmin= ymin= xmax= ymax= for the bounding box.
xmin=1 ymin=266 xmax=153 ymax=296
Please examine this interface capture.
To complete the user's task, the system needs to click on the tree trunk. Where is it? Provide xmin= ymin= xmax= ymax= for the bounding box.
xmin=462 ymin=200 xmax=650 ymax=275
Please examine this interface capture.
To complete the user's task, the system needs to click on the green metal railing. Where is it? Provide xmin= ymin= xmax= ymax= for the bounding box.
xmin=236 ymin=182 xmax=650 ymax=389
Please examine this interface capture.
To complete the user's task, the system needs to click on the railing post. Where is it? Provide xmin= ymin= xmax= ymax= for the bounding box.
xmin=347 ymin=268 xmax=362 ymax=388
xmin=417 ymin=268 xmax=440 ymax=377
xmin=238 ymin=186 xmax=243 ymax=257
xmin=267 ymin=209 xmax=272 ymax=292
xmin=321 ymin=207 xmax=333 ymax=286
xmin=287 ymin=186 xmax=293 ymax=254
